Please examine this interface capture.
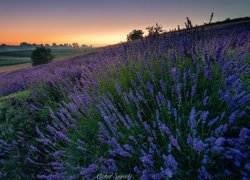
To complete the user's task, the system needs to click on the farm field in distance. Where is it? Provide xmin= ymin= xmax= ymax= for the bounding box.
xmin=0 ymin=47 xmax=92 ymax=67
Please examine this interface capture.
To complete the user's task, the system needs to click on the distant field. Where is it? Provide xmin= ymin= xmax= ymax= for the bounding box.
xmin=0 ymin=47 xmax=91 ymax=67
xmin=0 ymin=57 xmax=30 ymax=66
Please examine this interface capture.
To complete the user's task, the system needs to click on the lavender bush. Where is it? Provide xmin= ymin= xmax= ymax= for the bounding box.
xmin=0 ymin=23 xmax=249 ymax=179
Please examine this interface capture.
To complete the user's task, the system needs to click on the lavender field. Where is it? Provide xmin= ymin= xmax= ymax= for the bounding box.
xmin=0 ymin=21 xmax=250 ymax=179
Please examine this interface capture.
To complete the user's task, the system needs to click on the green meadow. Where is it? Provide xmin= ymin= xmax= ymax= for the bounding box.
xmin=0 ymin=47 xmax=90 ymax=67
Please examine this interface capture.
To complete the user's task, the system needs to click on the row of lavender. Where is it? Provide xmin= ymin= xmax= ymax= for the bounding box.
xmin=1 ymin=22 xmax=249 ymax=96
xmin=1 ymin=28 xmax=250 ymax=178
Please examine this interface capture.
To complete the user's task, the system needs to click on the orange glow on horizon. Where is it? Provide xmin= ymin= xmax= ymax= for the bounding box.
xmin=0 ymin=31 xmax=128 ymax=47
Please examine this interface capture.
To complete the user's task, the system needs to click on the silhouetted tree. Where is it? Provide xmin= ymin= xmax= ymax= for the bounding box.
xmin=20 ymin=42 xmax=32 ymax=47
xmin=146 ymin=23 xmax=164 ymax=36
xmin=31 ymin=46 xmax=53 ymax=66
xmin=185 ymin=17 xmax=193 ymax=29
xmin=0 ymin=44 xmax=7 ymax=48
xmin=72 ymin=43 xmax=79 ymax=48
xmin=209 ymin=12 xmax=214 ymax=23
xmin=178 ymin=25 xmax=180 ymax=31
xmin=127 ymin=29 xmax=144 ymax=41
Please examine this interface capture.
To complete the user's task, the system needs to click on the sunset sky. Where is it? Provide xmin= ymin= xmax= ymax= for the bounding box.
xmin=0 ymin=0 xmax=249 ymax=46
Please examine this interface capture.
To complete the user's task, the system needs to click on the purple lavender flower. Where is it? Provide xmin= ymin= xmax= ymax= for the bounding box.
xmin=37 ymin=138 xmax=52 ymax=145
xmin=52 ymin=151 xmax=63 ymax=158
xmin=163 ymin=154 xmax=178 ymax=170
xmin=188 ymin=107 xmax=197 ymax=129
xmin=77 ymin=146 xmax=86 ymax=152
xmin=176 ymin=83 xmax=183 ymax=104
xmin=213 ymin=124 xmax=228 ymax=137
xmin=143 ymin=121 xmax=151 ymax=133
xmin=201 ymin=111 xmax=209 ymax=124
xmin=161 ymin=168 xmax=173 ymax=178
xmin=169 ymin=135 xmax=180 ymax=150
xmin=148 ymin=137 xmax=154 ymax=143
xmin=187 ymin=134 xmax=193 ymax=145
xmin=123 ymin=144 xmax=134 ymax=152
xmin=193 ymin=138 xmax=206 ymax=153
xmin=137 ymin=71 xmax=143 ymax=83
xmin=215 ymin=137 xmax=225 ymax=146
xmin=198 ymin=166 xmax=212 ymax=179
xmin=167 ymin=101 xmax=172 ymax=114
xmin=125 ymin=114 xmax=133 ymax=126
xmin=207 ymin=116 xmax=219 ymax=127
xmin=115 ymin=83 xmax=122 ymax=95
xmin=129 ymin=135 xmax=137 ymax=144
xmin=158 ymin=121 xmax=171 ymax=135
xmin=80 ymin=164 xmax=98 ymax=176
xmin=35 ymin=126 xmax=43 ymax=136
xmin=160 ymin=79 xmax=167 ymax=91
xmin=204 ymin=65 xmax=212 ymax=80
xmin=183 ymin=69 xmax=187 ymax=84
xmin=239 ymin=128 xmax=249 ymax=143
xmin=134 ymin=166 xmax=141 ymax=175
xmin=140 ymin=154 xmax=154 ymax=167
xmin=191 ymin=84 xmax=197 ymax=97
xmin=244 ymin=163 xmax=250 ymax=171
xmin=202 ymin=155 xmax=209 ymax=165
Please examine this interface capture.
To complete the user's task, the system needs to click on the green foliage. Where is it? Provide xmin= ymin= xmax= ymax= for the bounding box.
xmin=31 ymin=46 xmax=54 ymax=66
xmin=0 ymin=84 xmax=67 ymax=177
xmin=127 ymin=29 xmax=144 ymax=41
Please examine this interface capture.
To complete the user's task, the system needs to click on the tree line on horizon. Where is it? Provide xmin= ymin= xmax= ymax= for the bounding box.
xmin=0 ymin=42 xmax=92 ymax=48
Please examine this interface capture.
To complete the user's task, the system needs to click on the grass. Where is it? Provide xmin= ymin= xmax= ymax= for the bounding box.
xmin=0 ymin=57 xmax=31 ymax=67
xmin=0 ymin=90 xmax=30 ymax=107
xmin=0 ymin=47 xmax=92 ymax=67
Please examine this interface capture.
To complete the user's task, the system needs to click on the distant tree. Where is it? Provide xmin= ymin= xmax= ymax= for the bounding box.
xmin=185 ymin=17 xmax=193 ymax=29
xmin=52 ymin=43 xmax=57 ymax=47
xmin=20 ymin=42 xmax=32 ymax=47
xmin=178 ymin=25 xmax=180 ymax=31
xmin=225 ymin=17 xmax=231 ymax=21
xmin=45 ymin=44 xmax=50 ymax=47
xmin=31 ymin=46 xmax=53 ymax=66
xmin=72 ymin=43 xmax=79 ymax=48
xmin=209 ymin=12 xmax=214 ymax=23
xmin=127 ymin=29 xmax=144 ymax=41
xmin=0 ymin=44 xmax=6 ymax=49
xmin=146 ymin=23 xmax=164 ymax=37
